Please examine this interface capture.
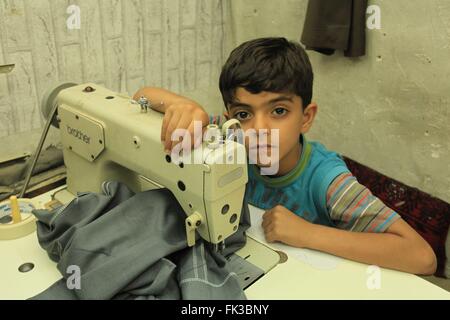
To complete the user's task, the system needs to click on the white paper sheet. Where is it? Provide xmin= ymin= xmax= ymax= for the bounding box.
xmin=247 ymin=205 xmax=342 ymax=270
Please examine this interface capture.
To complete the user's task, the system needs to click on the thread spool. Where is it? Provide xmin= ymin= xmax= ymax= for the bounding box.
xmin=0 ymin=196 xmax=36 ymax=240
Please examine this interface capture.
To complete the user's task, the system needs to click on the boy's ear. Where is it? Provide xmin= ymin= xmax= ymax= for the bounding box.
xmin=223 ymin=110 xmax=230 ymax=120
xmin=301 ymin=102 xmax=318 ymax=133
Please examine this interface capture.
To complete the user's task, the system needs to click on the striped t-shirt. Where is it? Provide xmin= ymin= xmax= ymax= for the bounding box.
xmin=326 ymin=173 xmax=400 ymax=232
xmin=243 ymin=135 xmax=400 ymax=233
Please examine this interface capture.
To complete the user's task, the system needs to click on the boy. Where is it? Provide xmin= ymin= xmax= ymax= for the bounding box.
xmin=134 ymin=37 xmax=436 ymax=275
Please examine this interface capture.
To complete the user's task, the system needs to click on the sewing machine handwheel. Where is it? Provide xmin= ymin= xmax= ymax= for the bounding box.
xmin=40 ymin=82 xmax=78 ymax=128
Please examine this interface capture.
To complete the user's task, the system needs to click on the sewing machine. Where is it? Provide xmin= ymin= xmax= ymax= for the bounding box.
xmin=42 ymin=82 xmax=251 ymax=248
xmin=39 ymin=82 xmax=278 ymax=287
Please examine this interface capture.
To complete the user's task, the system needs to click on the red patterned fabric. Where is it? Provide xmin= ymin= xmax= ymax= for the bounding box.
xmin=343 ymin=157 xmax=450 ymax=277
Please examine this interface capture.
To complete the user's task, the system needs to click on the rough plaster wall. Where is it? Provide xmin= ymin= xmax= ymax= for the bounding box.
xmin=228 ymin=0 xmax=450 ymax=203
xmin=0 ymin=0 xmax=231 ymax=158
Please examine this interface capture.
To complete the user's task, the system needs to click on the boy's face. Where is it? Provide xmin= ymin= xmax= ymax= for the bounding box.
xmin=225 ymin=87 xmax=317 ymax=175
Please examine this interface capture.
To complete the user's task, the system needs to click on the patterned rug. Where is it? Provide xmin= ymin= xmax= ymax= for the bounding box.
xmin=343 ymin=157 xmax=450 ymax=278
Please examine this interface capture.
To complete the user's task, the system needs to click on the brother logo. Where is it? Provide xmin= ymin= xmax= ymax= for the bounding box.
xmin=67 ymin=125 xmax=91 ymax=144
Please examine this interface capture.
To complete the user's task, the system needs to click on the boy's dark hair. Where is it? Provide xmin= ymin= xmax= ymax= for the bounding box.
xmin=219 ymin=37 xmax=314 ymax=109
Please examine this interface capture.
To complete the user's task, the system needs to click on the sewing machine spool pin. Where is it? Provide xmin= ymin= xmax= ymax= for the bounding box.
xmin=138 ymin=96 xmax=151 ymax=113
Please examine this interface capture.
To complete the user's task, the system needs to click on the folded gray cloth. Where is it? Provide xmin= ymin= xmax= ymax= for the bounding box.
xmin=31 ymin=181 xmax=249 ymax=300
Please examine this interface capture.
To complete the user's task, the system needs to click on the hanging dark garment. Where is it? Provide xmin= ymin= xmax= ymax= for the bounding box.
xmin=301 ymin=0 xmax=368 ymax=57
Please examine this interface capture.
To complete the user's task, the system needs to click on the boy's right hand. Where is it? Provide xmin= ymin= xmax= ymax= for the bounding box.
xmin=156 ymin=100 xmax=209 ymax=153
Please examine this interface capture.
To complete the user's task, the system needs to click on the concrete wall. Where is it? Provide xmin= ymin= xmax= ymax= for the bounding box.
xmin=0 ymin=0 xmax=231 ymax=158
xmin=228 ymin=0 xmax=450 ymax=204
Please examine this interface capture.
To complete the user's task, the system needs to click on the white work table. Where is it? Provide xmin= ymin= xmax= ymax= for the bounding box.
xmin=244 ymin=242 xmax=450 ymax=299
xmin=0 ymin=186 xmax=449 ymax=300
xmin=244 ymin=207 xmax=450 ymax=300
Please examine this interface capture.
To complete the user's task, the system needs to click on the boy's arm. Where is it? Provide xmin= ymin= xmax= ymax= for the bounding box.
xmin=262 ymin=205 xmax=437 ymax=275
xmin=262 ymin=171 xmax=438 ymax=275
xmin=308 ymin=216 xmax=436 ymax=275
xmin=133 ymin=87 xmax=209 ymax=152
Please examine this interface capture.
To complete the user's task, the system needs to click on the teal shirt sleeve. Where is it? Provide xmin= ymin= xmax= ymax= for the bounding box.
xmin=311 ymin=157 xmax=350 ymax=225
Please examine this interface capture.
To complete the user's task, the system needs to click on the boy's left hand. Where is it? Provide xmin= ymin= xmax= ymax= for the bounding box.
xmin=262 ymin=205 xmax=313 ymax=248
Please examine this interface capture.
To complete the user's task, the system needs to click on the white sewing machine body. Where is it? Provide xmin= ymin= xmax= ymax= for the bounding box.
xmin=53 ymin=83 xmax=249 ymax=246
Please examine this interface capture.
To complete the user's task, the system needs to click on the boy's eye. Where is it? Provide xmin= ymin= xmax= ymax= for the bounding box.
xmin=234 ymin=111 xmax=251 ymax=121
xmin=272 ymin=107 xmax=288 ymax=116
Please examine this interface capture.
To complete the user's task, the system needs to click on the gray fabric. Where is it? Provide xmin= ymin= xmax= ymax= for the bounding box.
xmin=31 ymin=181 xmax=249 ymax=300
